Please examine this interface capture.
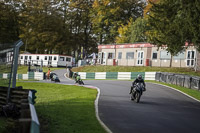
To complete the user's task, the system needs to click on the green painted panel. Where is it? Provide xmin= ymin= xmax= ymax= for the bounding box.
xmin=18 ymin=74 xmax=22 ymax=79
xmin=28 ymin=72 xmax=35 ymax=79
xmin=106 ymin=72 xmax=118 ymax=79
xmin=86 ymin=72 xmax=95 ymax=79
xmin=0 ymin=73 xmax=3 ymax=78
xmin=7 ymin=73 xmax=11 ymax=79
xmin=131 ymin=72 xmax=145 ymax=80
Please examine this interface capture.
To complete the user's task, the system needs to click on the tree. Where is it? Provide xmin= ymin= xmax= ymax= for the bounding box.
xmin=147 ymin=0 xmax=186 ymax=67
xmin=115 ymin=19 xmax=132 ymax=43
xmin=130 ymin=17 xmax=149 ymax=43
xmin=91 ymin=0 xmax=145 ymax=44
xmin=177 ymin=0 xmax=200 ymax=50
xmin=0 ymin=1 xmax=20 ymax=43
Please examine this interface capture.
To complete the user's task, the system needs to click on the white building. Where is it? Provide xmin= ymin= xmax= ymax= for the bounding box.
xmin=98 ymin=43 xmax=199 ymax=68
xmin=19 ymin=54 xmax=73 ymax=67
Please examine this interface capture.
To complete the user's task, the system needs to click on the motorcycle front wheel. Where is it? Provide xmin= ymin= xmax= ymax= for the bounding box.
xmin=130 ymin=91 xmax=135 ymax=101
xmin=135 ymin=92 xmax=141 ymax=103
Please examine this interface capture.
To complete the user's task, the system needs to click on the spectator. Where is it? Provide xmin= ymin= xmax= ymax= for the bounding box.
xmin=47 ymin=69 xmax=51 ymax=79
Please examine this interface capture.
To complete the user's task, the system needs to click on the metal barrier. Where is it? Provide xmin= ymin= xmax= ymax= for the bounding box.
xmin=155 ymin=72 xmax=200 ymax=90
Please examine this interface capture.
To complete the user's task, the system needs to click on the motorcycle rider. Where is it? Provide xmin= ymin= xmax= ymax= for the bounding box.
xmin=129 ymin=74 xmax=146 ymax=94
xmin=73 ymin=73 xmax=78 ymax=83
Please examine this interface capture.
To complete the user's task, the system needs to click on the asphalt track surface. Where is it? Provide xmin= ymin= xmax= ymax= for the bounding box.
xmin=47 ymin=69 xmax=200 ymax=133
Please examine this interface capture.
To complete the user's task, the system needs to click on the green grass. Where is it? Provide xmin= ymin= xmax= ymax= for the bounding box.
xmin=0 ymin=118 xmax=6 ymax=132
xmin=16 ymin=82 xmax=106 ymax=133
xmin=17 ymin=66 xmax=64 ymax=74
xmin=72 ymin=66 xmax=200 ymax=76
xmin=147 ymin=81 xmax=200 ymax=101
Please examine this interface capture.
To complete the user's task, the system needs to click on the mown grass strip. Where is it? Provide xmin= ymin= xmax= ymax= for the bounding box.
xmin=72 ymin=66 xmax=200 ymax=76
xmin=16 ymin=82 xmax=106 ymax=133
xmin=17 ymin=66 xmax=64 ymax=74
xmin=146 ymin=80 xmax=200 ymax=101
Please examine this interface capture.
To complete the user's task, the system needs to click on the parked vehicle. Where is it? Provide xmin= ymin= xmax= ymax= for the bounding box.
xmin=130 ymin=83 xmax=144 ymax=103
xmin=19 ymin=54 xmax=73 ymax=67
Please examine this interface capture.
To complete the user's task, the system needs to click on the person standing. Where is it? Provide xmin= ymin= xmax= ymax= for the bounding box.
xmin=47 ymin=69 xmax=51 ymax=79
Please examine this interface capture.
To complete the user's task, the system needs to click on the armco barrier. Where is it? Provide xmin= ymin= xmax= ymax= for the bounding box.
xmin=131 ymin=72 xmax=145 ymax=79
xmin=95 ymin=72 xmax=106 ymax=79
xmin=156 ymin=72 xmax=200 ymax=90
xmin=155 ymin=72 xmax=161 ymax=81
xmin=75 ymin=72 xmax=155 ymax=80
xmin=0 ymin=72 xmax=44 ymax=80
xmin=86 ymin=72 xmax=95 ymax=79
xmin=145 ymin=72 xmax=156 ymax=80
xmin=191 ymin=77 xmax=200 ymax=90
xmin=176 ymin=74 xmax=185 ymax=87
xmin=106 ymin=72 xmax=118 ymax=79
xmin=118 ymin=72 xmax=131 ymax=80
xmin=184 ymin=75 xmax=192 ymax=88
xmin=166 ymin=73 xmax=176 ymax=85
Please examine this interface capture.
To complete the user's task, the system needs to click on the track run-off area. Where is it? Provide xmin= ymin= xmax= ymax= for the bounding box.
xmin=46 ymin=69 xmax=200 ymax=133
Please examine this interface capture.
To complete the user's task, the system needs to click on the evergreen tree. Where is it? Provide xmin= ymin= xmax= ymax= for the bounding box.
xmin=148 ymin=0 xmax=185 ymax=67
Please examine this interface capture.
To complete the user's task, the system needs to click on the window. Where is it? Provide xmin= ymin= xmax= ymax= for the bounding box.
xmin=60 ymin=57 xmax=64 ymax=61
xmin=21 ymin=56 xmax=23 ymax=59
xmin=173 ymin=52 xmax=185 ymax=59
xmin=126 ymin=52 xmax=134 ymax=59
xmin=37 ymin=56 xmax=39 ymax=60
xmin=29 ymin=56 xmax=32 ymax=60
xmin=187 ymin=50 xmax=195 ymax=66
xmin=66 ymin=57 xmax=71 ymax=62
xmin=49 ymin=56 xmax=52 ymax=60
xmin=54 ymin=56 xmax=57 ymax=60
xmin=137 ymin=51 xmax=144 ymax=65
xmin=118 ymin=52 xmax=122 ymax=59
xmin=108 ymin=53 xmax=114 ymax=59
xmin=25 ymin=56 xmax=28 ymax=60
xmin=160 ymin=51 xmax=171 ymax=59
xmin=152 ymin=52 xmax=157 ymax=59
xmin=45 ymin=56 xmax=47 ymax=60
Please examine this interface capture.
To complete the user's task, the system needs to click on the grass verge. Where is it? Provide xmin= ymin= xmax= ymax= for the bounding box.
xmin=16 ymin=82 xmax=106 ymax=133
xmin=72 ymin=66 xmax=200 ymax=76
xmin=17 ymin=66 xmax=64 ymax=74
xmin=146 ymin=80 xmax=200 ymax=101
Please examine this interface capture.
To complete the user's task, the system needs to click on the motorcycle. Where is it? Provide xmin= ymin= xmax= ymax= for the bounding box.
xmin=50 ymin=73 xmax=60 ymax=82
xmin=75 ymin=75 xmax=84 ymax=85
xmin=77 ymin=79 xmax=84 ymax=85
xmin=130 ymin=83 xmax=144 ymax=103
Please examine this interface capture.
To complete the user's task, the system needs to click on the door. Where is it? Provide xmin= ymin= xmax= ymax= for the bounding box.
xmin=137 ymin=51 xmax=144 ymax=65
xmin=187 ymin=50 xmax=195 ymax=67
xmin=102 ymin=52 xmax=107 ymax=65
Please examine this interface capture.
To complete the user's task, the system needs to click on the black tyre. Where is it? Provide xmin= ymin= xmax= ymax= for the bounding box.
xmin=135 ymin=92 xmax=141 ymax=103
xmin=130 ymin=91 xmax=135 ymax=101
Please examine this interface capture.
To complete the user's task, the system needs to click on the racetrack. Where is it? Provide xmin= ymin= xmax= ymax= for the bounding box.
xmin=53 ymin=69 xmax=200 ymax=133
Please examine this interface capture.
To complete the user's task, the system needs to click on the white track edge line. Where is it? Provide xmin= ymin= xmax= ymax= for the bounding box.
xmin=84 ymin=85 xmax=113 ymax=133
xmin=150 ymin=82 xmax=200 ymax=103
xmin=63 ymin=73 xmax=112 ymax=133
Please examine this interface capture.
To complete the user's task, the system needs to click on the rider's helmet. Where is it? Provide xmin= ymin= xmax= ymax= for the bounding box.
xmin=137 ymin=74 xmax=142 ymax=80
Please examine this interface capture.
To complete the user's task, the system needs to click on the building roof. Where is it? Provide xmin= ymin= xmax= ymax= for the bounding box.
xmin=98 ymin=43 xmax=154 ymax=49
xmin=20 ymin=53 xmax=72 ymax=57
